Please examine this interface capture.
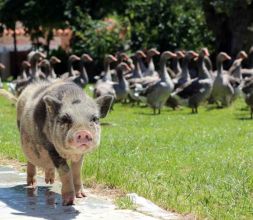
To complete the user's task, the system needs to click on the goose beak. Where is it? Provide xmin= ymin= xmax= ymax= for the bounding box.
xmin=170 ymin=52 xmax=177 ymax=58
xmin=121 ymin=54 xmax=129 ymax=61
xmin=176 ymin=51 xmax=185 ymax=59
xmin=0 ymin=64 xmax=5 ymax=70
xmin=137 ymin=51 xmax=147 ymax=58
xmin=204 ymin=48 xmax=210 ymax=57
xmin=153 ymin=49 xmax=160 ymax=56
xmin=38 ymin=61 xmax=43 ymax=67
xmin=24 ymin=62 xmax=31 ymax=68
xmin=124 ymin=65 xmax=131 ymax=73
xmin=239 ymin=51 xmax=248 ymax=60
xmin=55 ymin=58 xmax=61 ymax=63
xmin=74 ymin=56 xmax=81 ymax=61
xmin=225 ymin=54 xmax=231 ymax=60
xmin=111 ymin=55 xmax=117 ymax=62
xmin=191 ymin=51 xmax=199 ymax=58
xmin=40 ymin=52 xmax=46 ymax=59
xmin=86 ymin=55 xmax=93 ymax=62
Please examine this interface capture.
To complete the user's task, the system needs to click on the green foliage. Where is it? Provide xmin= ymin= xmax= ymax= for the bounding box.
xmin=124 ymin=0 xmax=214 ymax=51
xmin=115 ymin=195 xmax=136 ymax=210
xmin=0 ymin=0 xmax=215 ymax=58
xmin=70 ymin=7 xmax=131 ymax=69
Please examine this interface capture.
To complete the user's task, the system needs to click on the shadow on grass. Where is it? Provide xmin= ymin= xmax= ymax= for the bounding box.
xmin=234 ymin=111 xmax=252 ymax=120
xmin=205 ymin=105 xmax=224 ymax=111
xmin=100 ymin=122 xmax=115 ymax=126
xmin=0 ymin=184 xmax=79 ymax=220
xmin=237 ymin=106 xmax=249 ymax=111
xmin=133 ymin=112 xmax=157 ymax=116
xmin=235 ymin=116 xmax=252 ymax=121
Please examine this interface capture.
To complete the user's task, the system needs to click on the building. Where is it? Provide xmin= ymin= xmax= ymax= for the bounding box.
xmin=0 ymin=22 xmax=72 ymax=79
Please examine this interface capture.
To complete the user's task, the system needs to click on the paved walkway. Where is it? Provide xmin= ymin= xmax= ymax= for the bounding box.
xmin=0 ymin=166 xmax=181 ymax=220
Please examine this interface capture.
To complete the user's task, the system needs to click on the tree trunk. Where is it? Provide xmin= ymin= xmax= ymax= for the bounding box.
xmin=203 ymin=1 xmax=253 ymax=58
xmin=12 ymin=22 xmax=18 ymax=78
xmin=45 ymin=29 xmax=53 ymax=56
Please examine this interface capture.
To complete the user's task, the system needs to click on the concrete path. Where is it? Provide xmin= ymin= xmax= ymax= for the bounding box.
xmin=0 ymin=166 xmax=181 ymax=220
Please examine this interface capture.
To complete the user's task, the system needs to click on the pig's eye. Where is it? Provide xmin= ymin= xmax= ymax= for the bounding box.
xmin=58 ymin=114 xmax=72 ymax=125
xmin=90 ymin=115 xmax=99 ymax=124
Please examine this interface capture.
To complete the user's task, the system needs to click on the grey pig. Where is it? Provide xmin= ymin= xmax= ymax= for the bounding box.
xmin=17 ymin=80 xmax=113 ymax=205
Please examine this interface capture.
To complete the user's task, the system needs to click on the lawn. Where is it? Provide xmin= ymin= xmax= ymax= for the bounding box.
xmin=0 ymin=90 xmax=253 ymax=219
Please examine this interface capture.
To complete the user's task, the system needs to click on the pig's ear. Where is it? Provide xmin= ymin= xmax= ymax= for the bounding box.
xmin=96 ymin=95 xmax=114 ymax=118
xmin=43 ymin=95 xmax=62 ymax=114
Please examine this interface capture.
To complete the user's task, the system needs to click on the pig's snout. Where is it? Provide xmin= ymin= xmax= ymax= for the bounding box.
xmin=73 ymin=130 xmax=93 ymax=147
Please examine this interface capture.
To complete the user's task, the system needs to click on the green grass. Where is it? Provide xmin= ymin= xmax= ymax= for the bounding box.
xmin=115 ymin=195 xmax=136 ymax=210
xmin=1 ymin=90 xmax=253 ymax=219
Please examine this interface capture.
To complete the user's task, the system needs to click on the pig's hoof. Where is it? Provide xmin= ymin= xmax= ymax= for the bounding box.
xmin=62 ymin=192 xmax=75 ymax=206
xmin=27 ymin=177 xmax=36 ymax=187
xmin=74 ymin=185 xmax=86 ymax=198
xmin=45 ymin=169 xmax=55 ymax=184
xmin=76 ymin=189 xmax=86 ymax=198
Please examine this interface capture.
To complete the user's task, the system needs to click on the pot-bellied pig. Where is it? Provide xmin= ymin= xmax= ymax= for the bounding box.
xmin=17 ymin=80 xmax=113 ymax=205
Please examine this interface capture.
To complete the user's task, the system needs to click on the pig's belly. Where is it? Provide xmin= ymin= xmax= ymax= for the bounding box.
xmin=21 ymin=140 xmax=54 ymax=169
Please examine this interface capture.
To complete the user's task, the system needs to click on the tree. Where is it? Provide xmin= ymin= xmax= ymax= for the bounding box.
xmin=123 ymin=0 xmax=214 ymax=52
xmin=0 ymin=0 xmax=26 ymax=77
xmin=202 ymin=0 xmax=253 ymax=57
xmin=20 ymin=0 xmax=67 ymax=55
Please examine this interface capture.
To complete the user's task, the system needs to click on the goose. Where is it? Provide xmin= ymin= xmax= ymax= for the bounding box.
xmin=242 ymin=77 xmax=253 ymax=118
xmin=112 ymin=63 xmax=131 ymax=101
xmin=173 ymin=51 xmax=198 ymax=88
xmin=38 ymin=59 xmax=51 ymax=78
xmin=49 ymin=56 xmax=61 ymax=79
xmin=70 ymin=53 xmax=93 ymax=88
xmin=228 ymin=51 xmax=248 ymax=80
xmin=60 ymin=54 xmax=81 ymax=79
xmin=211 ymin=52 xmax=233 ymax=107
xmin=94 ymin=63 xmax=130 ymax=101
xmin=165 ymin=51 xmax=185 ymax=109
xmin=12 ymin=61 xmax=31 ymax=95
xmin=137 ymin=51 xmax=176 ymax=114
xmin=15 ymin=61 xmax=31 ymax=81
xmin=166 ymin=51 xmax=198 ymax=110
xmin=171 ymin=48 xmax=213 ymax=113
xmin=142 ymin=48 xmax=160 ymax=77
xmin=111 ymin=52 xmax=130 ymax=81
xmin=167 ymin=50 xmax=183 ymax=79
xmin=126 ymin=50 xmax=147 ymax=104
xmin=228 ymin=51 xmax=248 ymax=102
xmin=97 ymin=54 xmax=118 ymax=82
xmin=93 ymin=55 xmax=118 ymax=98
xmin=127 ymin=50 xmax=146 ymax=80
xmin=240 ymin=47 xmax=253 ymax=79
xmin=20 ymin=61 xmax=31 ymax=80
xmin=0 ymin=63 xmax=5 ymax=89
xmin=27 ymin=51 xmax=46 ymax=80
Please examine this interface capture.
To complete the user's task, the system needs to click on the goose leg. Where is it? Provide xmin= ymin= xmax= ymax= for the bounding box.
xmin=251 ymin=106 xmax=253 ymax=119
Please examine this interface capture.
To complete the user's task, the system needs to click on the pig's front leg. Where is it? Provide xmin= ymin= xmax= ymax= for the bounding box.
xmin=48 ymin=149 xmax=75 ymax=205
xmin=71 ymin=156 xmax=86 ymax=198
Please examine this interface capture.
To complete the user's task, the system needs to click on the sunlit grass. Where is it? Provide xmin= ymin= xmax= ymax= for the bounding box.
xmin=0 ymin=89 xmax=253 ymax=219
